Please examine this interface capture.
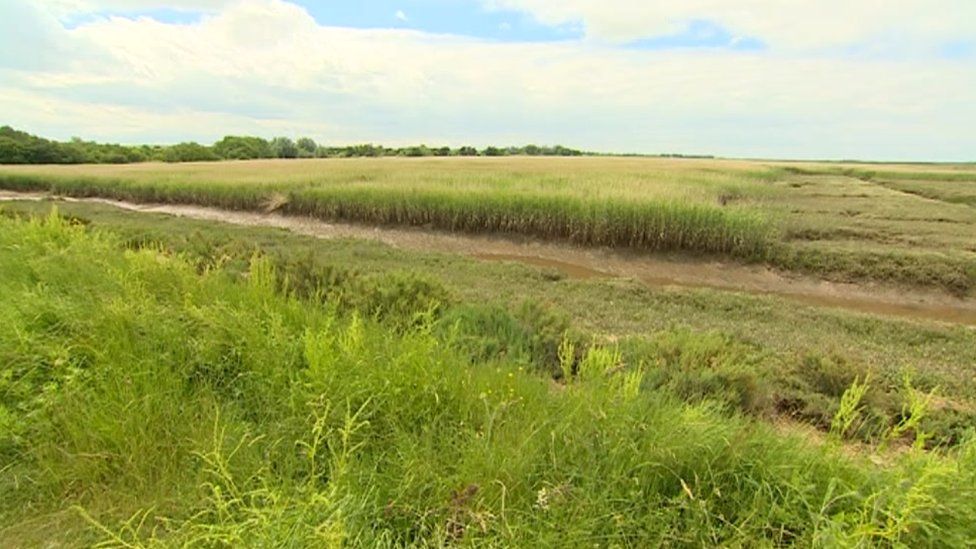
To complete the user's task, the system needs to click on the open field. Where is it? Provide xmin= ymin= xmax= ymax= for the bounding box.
xmin=1 ymin=157 xmax=975 ymax=294
xmin=2 ymin=210 xmax=975 ymax=546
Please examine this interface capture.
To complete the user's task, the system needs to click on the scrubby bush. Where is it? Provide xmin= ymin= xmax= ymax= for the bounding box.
xmin=779 ymin=353 xmax=909 ymax=443
xmin=625 ymin=330 xmax=771 ymax=414
xmin=439 ymin=300 xmax=573 ymax=376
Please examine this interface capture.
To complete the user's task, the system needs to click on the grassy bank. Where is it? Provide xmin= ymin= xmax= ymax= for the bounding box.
xmin=4 ymin=199 xmax=976 ymax=448
xmin=1 ymin=156 xmax=974 ymax=293
xmin=2 ymin=211 xmax=975 ymax=546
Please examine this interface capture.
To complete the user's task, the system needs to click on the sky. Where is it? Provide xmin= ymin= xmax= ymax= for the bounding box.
xmin=1 ymin=0 xmax=974 ymax=160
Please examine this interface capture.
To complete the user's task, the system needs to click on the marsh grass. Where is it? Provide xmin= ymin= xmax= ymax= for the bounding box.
xmin=2 ymin=212 xmax=976 ymax=545
xmin=3 ymin=156 xmax=975 ymax=293
xmin=0 ymin=166 xmax=773 ymax=258
xmin=285 ymin=187 xmax=772 ymax=256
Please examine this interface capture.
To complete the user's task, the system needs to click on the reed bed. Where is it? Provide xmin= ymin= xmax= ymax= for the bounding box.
xmin=0 ymin=160 xmax=776 ymax=258
xmin=3 ymin=157 xmax=974 ymax=292
xmin=285 ymin=187 xmax=771 ymax=256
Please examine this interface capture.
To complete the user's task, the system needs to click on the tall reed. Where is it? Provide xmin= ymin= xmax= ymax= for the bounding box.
xmin=0 ymin=172 xmax=774 ymax=258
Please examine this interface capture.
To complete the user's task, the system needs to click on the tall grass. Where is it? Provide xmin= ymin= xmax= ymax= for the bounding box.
xmin=0 ymin=172 xmax=276 ymax=211
xmin=285 ymin=187 xmax=771 ymax=256
xmin=1 ymin=213 xmax=974 ymax=545
xmin=0 ymin=161 xmax=775 ymax=258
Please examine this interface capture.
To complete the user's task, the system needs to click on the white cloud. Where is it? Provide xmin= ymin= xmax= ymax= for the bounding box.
xmin=0 ymin=84 xmax=331 ymax=142
xmin=482 ymin=0 xmax=976 ymax=50
xmin=45 ymin=0 xmax=234 ymax=15
xmin=395 ymin=10 xmax=408 ymax=22
xmin=1 ymin=0 xmax=973 ymax=160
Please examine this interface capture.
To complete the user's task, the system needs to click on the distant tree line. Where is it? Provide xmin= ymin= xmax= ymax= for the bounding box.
xmin=658 ymin=153 xmax=716 ymax=159
xmin=0 ymin=126 xmax=586 ymax=164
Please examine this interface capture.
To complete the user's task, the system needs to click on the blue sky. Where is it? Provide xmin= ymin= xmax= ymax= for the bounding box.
xmin=60 ymin=1 xmax=583 ymax=41
xmin=300 ymin=1 xmax=582 ymax=42
xmin=1 ymin=0 xmax=974 ymax=160
xmin=60 ymin=1 xmax=775 ymax=50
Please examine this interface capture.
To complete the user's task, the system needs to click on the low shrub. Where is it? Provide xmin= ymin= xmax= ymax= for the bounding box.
xmin=627 ymin=330 xmax=772 ymax=414
xmin=438 ymin=300 xmax=573 ymax=377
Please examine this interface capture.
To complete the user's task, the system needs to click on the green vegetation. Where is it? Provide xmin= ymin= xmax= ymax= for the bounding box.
xmin=0 ymin=126 xmax=584 ymax=164
xmin=2 ymin=156 xmax=975 ymax=293
xmin=2 ymin=211 xmax=975 ymax=546
xmin=4 ymin=199 xmax=975 ymax=449
xmin=0 ymin=126 xmax=155 ymax=164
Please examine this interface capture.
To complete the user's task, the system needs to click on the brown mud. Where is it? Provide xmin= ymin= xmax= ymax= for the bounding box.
xmin=3 ymin=191 xmax=975 ymax=327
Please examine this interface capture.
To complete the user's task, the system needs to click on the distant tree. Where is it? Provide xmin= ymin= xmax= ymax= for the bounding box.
xmin=162 ymin=142 xmax=218 ymax=163
xmin=337 ymin=144 xmax=385 ymax=157
xmin=296 ymin=137 xmax=317 ymax=158
xmin=270 ymin=137 xmax=299 ymax=159
xmin=551 ymin=145 xmax=583 ymax=157
xmin=214 ymin=136 xmax=273 ymax=160
xmin=98 ymin=144 xmax=145 ymax=163
xmin=144 ymin=145 xmax=167 ymax=162
xmin=401 ymin=145 xmax=431 ymax=157
xmin=0 ymin=126 xmax=594 ymax=165
xmin=0 ymin=136 xmax=29 ymax=164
